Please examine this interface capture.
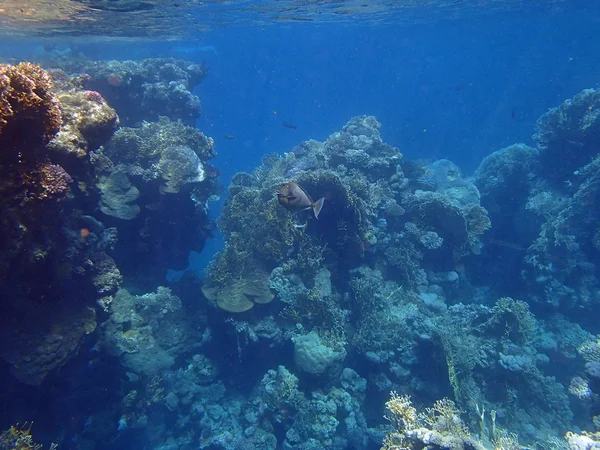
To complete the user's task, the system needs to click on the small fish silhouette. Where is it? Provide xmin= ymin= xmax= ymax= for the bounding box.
xmin=223 ymin=134 xmax=237 ymax=140
xmin=283 ymin=121 xmax=297 ymax=130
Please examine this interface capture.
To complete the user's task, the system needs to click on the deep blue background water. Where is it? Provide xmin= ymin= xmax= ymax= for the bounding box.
xmin=187 ymin=1 xmax=600 ymax=181
xmin=5 ymin=0 xmax=600 ymax=273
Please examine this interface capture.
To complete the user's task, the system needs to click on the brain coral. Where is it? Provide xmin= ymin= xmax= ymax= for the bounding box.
xmin=0 ymin=62 xmax=61 ymax=153
xmin=294 ymin=331 xmax=346 ymax=374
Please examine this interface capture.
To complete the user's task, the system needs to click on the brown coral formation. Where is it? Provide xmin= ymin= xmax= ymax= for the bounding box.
xmin=0 ymin=62 xmax=61 ymax=154
xmin=38 ymin=163 xmax=73 ymax=199
xmin=0 ymin=63 xmax=122 ymax=385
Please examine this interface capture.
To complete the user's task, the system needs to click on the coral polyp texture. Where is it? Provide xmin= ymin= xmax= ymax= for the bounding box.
xmin=0 ymin=62 xmax=61 ymax=152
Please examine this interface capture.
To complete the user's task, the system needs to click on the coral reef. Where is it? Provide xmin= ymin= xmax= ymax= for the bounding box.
xmin=94 ymin=116 xmax=220 ymax=284
xmin=474 ymin=87 xmax=600 ymax=312
xmin=522 ymin=154 xmax=600 ymax=311
xmin=534 ymin=88 xmax=600 ymax=187
xmin=6 ymin=55 xmax=600 ymax=450
xmin=41 ymin=57 xmax=206 ymax=126
xmin=381 ymin=393 xmax=482 ymax=450
xmin=0 ymin=62 xmax=61 ymax=152
xmin=0 ymin=63 xmax=122 ymax=385
xmin=0 ymin=423 xmax=57 ymax=449
xmin=47 ymin=71 xmax=119 ymax=160
xmin=208 ymin=116 xmax=489 ymax=297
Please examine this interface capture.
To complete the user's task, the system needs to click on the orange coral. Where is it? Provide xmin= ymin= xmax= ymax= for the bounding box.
xmin=0 ymin=62 xmax=62 ymax=153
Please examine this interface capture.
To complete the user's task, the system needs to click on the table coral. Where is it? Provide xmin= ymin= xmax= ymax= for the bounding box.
xmin=202 ymin=268 xmax=274 ymax=313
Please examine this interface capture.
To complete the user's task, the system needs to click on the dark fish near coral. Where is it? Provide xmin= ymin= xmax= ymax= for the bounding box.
xmin=277 ymin=182 xmax=325 ymax=219
xmin=223 ymin=134 xmax=237 ymax=140
xmin=283 ymin=121 xmax=297 ymax=129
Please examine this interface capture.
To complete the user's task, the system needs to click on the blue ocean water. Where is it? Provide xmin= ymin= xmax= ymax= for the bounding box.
xmin=1 ymin=1 xmax=600 ymax=449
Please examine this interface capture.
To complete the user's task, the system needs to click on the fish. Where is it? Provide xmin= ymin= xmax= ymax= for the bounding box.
xmin=283 ymin=121 xmax=297 ymax=129
xmin=223 ymin=134 xmax=237 ymax=140
xmin=277 ymin=181 xmax=325 ymax=219
xmin=566 ymin=140 xmax=584 ymax=147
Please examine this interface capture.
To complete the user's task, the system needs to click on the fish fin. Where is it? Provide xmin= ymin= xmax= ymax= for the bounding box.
xmin=312 ymin=197 xmax=325 ymax=219
xmin=296 ymin=184 xmax=313 ymax=202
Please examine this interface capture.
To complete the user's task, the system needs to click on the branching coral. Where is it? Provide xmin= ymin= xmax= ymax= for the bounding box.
xmin=0 ymin=423 xmax=57 ymax=450
xmin=382 ymin=393 xmax=483 ymax=450
xmin=578 ymin=336 xmax=600 ymax=363
xmin=384 ymin=392 xmax=418 ymax=434
xmin=420 ymin=398 xmax=471 ymax=438
xmin=484 ymin=297 xmax=536 ymax=345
